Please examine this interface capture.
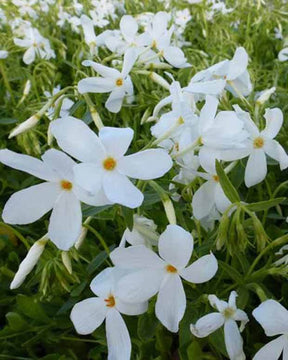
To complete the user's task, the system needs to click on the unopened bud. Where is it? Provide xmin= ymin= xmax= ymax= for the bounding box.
xmin=61 ymin=251 xmax=72 ymax=274
xmin=256 ymin=87 xmax=276 ymax=105
xmin=149 ymin=72 xmax=170 ymax=90
xmin=9 ymin=114 xmax=40 ymax=138
xmin=10 ymin=236 xmax=48 ymax=289
xmin=163 ymin=197 xmax=176 ymax=225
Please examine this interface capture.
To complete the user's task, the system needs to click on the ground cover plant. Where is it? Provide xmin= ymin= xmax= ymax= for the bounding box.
xmin=1 ymin=0 xmax=288 ymax=359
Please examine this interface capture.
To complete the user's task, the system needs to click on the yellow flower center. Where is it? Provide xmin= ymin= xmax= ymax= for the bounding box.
xmin=178 ymin=116 xmax=184 ymax=125
xmin=213 ymin=175 xmax=219 ymax=182
xmin=223 ymin=307 xmax=235 ymax=319
xmin=104 ymin=295 xmax=116 ymax=308
xmin=253 ymin=137 xmax=264 ymax=149
xmin=152 ymin=40 xmax=157 ymax=48
xmin=60 ymin=180 xmax=73 ymax=191
xmin=166 ymin=264 xmax=178 ymax=273
xmin=103 ymin=157 xmax=117 ymax=171
xmin=115 ymin=78 xmax=123 ymax=86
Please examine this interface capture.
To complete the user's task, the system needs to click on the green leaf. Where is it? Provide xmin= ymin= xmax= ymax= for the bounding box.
xmin=17 ymin=295 xmax=50 ymax=322
xmin=86 ymin=247 xmax=114 ymax=275
xmin=6 ymin=312 xmax=27 ymax=331
xmin=138 ymin=312 xmax=158 ymax=341
xmin=82 ymin=204 xmax=112 ymax=217
xmin=216 ymin=160 xmax=240 ymax=203
xmin=186 ymin=341 xmax=203 ymax=360
xmin=0 ymin=117 xmax=18 ymax=125
xmin=122 ymin=206 xmax=134 ymax=231
xmin=245 ymin=197 xmax=285 ymax=212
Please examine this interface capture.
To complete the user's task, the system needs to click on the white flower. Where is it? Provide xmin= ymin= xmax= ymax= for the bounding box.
xmin=278 ymin=47 xmax=288 ymax=62
xmin=50 ymin=117 xmax=172 ymax=209
xmin=191 ymin=291 xmax=249 ymax=360
xmin=219 ymin=107 xmax=288 ymax=187
xmin=119 ymin=214 xmax=159 ymax=248
xmin=80 ymin=15 xmax=110 ymax=55
xmin=188 ymin=47 xmax=252 ymax=97
xmin=71 ymin=267 xmax=147 ymax=360
xmin=14 ymin=27 xmax=55 ymax=65
xmin=110 ymin=224 xmax=218 ymax=332
xmin=44 ymin=86 xmax=74 ymax=121
xmin=78 ymin=47 xmax=138 ymax=113
xmin=10 ymin=236 xmax=48 ymax=289
xmin=0 ymin=50 xmax=8 ymax=59
xmin=0 ymin=148 xmax=108 ymax=250
xmin=252 ymin=299 xmax=288 ymax=360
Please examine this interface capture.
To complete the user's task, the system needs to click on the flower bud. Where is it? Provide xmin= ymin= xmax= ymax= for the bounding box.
xmin=9 ymin=114 xmax=40 ymax=138
xmin=10 ymin=237 xmax=48 ymax=289
xmin=149 ymin=72 xmax=170 ymax=90
xmin=256 ymin=87 xmax=276 ymax=105
xmin=163 ymin=197 xmax=176 ymax=225
xmin=61 ymin=251 xmax=72 ymax=274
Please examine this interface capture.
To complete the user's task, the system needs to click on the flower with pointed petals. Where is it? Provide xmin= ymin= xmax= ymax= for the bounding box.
xmin=0 ymin=148 xmax=108 ymax=250
xmin=78 ymin=48 xmax=138 ymax=113
xmin=191 ymin=291 xmax=248 ymax=360
xmin=50 ymin=116 xmax=172 ymax=209
xmin=252 ymin=299 xmax=288 ymax=360
xmin=218 ymin=107 xmax=288 ymax=187
xmin=188 ymin=47 xmax=252 ymax=97
xmin=278 ymin=48 xmax=288 ymax=62
xmin=71 ymin=267 xmax=148 ymax=360
xmin=110 ymin=224 xmax=218 ymax=332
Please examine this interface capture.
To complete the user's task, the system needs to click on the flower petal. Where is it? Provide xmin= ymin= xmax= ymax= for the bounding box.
xmin=41 ymin=149 xmax=76 ymax=180
xmin=99 ymin=127 xmax=133 ymax=158
xmin=252 ymin=299 xmax=288 ymax=336
xmin=82 ymin=60 xmax=120 ymax=78
xmin=155 ymin=274 xmax=186 ymax=332
xmin=50 ymin=117 xmax=105 ymax=163
xmin=262 ymin=108 xmax=283 ymax=139
xmin=73 ymin=163 xmax=103 ymax=194
xmin=158 ymin=224 xmax=193 ymax=269
xmin=224 ymin=319 xmax=245 ymax=360
xmin=116 ymin=299 xmax=148 ymax=316
xmin=70 ymin=297 xmax=107 ymax=335
xmin=23 ymin=47 xmax=35 ymax=65
xmin=105 ymin=88 xmax=126 ymax=113
xmin=118 ymin=149 xmax=172 ymax=180
xmin=253 ymin=336 xmax=286 ymax=360
xmin=78 ymin=77 xmax=116 ymax=93
xmin=180 ymin=253 xmax=218 ymax=284
xmin=116 ymin=268 xmax=164 ymax=303
xmin=190 ymin=313 xmax=224 ymax=338
xmin=0 ymin=149 xmax=56 ymax=181
xmin=227 ymin=47 xmax=248 ymax=80
xmin=120 ymin=15 xmax=138 ymax=42
xmin=192 ymin=180 xmax=216 ymax=220
xmin=2 ymin=182 xmax=59 ymax=225
xmin=48 ymin=191 xmax=82 ymax=250
xmin=121 ymin=47 xmax=138 ymax=77
xmin=103 ymin=171 xmax=143 ymax=208
xmin=245 ymin=149 xmax=267 ymax=187
xmin=106 ymin=309 xmax=131 ymax=360
xmin=110 ymin=245 xmax=164 ymax=269
xmin=90 ymin=267 xmax=114 ymax=298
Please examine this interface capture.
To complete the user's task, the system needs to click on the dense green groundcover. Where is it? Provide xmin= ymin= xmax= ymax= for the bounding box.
xmin=1 ymin=0 xmax=288 ymax=359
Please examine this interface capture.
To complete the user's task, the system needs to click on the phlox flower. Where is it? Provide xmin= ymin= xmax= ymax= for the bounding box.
xmin=142 ymin=11 xmax=190 ymax=68
xmin=191 ymin=161 xmax=231 ymax=221
xmin=218 ymin=106 xmax=288 ymax=187
xmin=0 ymin=50 xmax=8 ymax=59
xmin=278 ymin=47 xmax=288 ymax=62
xmin=71 ymin=267 xmax=148 ymax=360
xmin=80 ymin=14 xmax=110 ymax=55
xmin=44 ymin=85 xmax=74 ymax=120
xmin=188 ymin=47 xmax=252 ymax=97
xmin=50 ymin=117 xmax=172 ymax=209
xmin=119 ymin=214 xmax=159 ymax=248
xmin=78 ymin=47 xmax=138 ymax=113
xmin=0 ymin=148 xmax=107 ymax=250
xmin=252 ymin=299 xmax=288 ymax=360
xmin=14 ymin=27 xmax=55 ymax=65
xmin=110 ymin=224 xmax=218 ymax=332
xmin=191 ymin=291 xmax=248 ymax=360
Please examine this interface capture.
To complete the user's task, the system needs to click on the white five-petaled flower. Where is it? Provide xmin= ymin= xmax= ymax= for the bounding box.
xmin=189 ymin=47 xmax=252 ymax=97
xmin=278 ymin=48 xmax=288 ymax=62
xmin=110 ymin=224 xmax=218 ymax=332
xmin=80 ymin=14 xmax=109 ymax=55
xmin=0 ymin=148 xmax=107 ymax=250
xmin=252 ymin=299 xmax=288 ymax=360
xmin=71 ymin=267 xmax=148 ymax=360
xmin=191 ymin=291 xmax=249 ymax=360
xmin=219 ymin=107 xmax=288 ymax=187
xmin=78 ymin=47 xmax=138 ymax=113
xmin=14 ymin=27 xmax=55 ymax=65
xmin=50 ymin=116 xmax=172 ymax=209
